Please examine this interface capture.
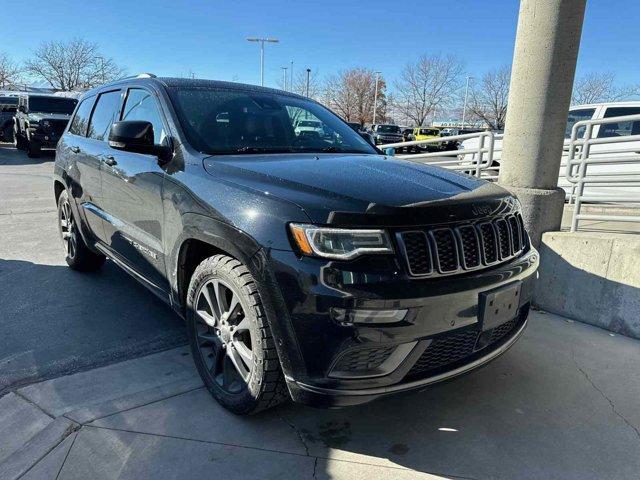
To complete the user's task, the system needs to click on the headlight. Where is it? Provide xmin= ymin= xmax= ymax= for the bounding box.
xmin=289 ymin=224 xmax=394 ymax=260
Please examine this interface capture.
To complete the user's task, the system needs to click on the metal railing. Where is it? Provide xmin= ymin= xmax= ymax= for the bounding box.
xmin=382 ymin=132 xmax=502 ymax=180
xmin=565 ymin=113 xmax=640 ymax=231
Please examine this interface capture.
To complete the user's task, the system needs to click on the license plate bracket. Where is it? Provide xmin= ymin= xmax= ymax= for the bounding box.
xmin=479 ymin=281 xmax=522 ymax=331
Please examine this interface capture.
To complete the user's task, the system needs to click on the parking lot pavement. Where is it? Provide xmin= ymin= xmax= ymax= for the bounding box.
xmin=0 ymin=310 xmax=637 ymax=480
xmin=0 ymin=144 xmax=186 ymax=394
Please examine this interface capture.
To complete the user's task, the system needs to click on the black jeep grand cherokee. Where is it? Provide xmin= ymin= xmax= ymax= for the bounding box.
xmin=53 ymin=75 xmax=538 ymax=414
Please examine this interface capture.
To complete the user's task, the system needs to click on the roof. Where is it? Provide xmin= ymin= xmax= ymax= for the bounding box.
xmin=83 ymin=75 xmax=307 ymax=100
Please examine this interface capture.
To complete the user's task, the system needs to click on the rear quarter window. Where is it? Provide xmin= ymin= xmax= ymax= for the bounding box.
xmin=68 ymin=97 xmax=96 ymax=137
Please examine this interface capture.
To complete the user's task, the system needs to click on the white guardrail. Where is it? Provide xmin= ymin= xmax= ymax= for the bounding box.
xmin=383 ymin=118 xmax=640 ymax=233
xmin=382 ymin=132 xmax=502 ymax=180
xmin=565 ymin=113 xmax=640 ymax=231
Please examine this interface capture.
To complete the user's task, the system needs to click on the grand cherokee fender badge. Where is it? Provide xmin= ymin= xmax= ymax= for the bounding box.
xmin=124 ymin=236 xmax=158 ymax=260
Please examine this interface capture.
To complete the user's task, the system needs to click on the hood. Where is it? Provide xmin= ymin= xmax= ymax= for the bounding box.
xmin=28 ymin=112 xmax=72 ymax=122
xmin=203 ymin=153 xmax=515 ymax=226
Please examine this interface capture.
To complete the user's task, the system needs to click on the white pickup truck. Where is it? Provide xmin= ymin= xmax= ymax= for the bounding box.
xmin=460 ymin=101 xmax=640 ymax=199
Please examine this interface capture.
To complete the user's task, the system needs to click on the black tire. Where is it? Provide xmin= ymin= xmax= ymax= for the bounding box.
xmin=186 ymin=254 xmax=288 ymax=414
xmin=14 ymin=131 xmax=24 ymax=150
xmin=57 ymin=190 xmax=106 ymax=271
xmin=2 ymin=125 xmax=13 ymax=143
xmin=26 ymin=140 xmax=40 ymax=158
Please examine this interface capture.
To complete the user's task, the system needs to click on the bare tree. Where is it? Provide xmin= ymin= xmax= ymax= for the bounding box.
xmin=25 ymin=39 xmax=125 ymax=91
xmin=572 ymin=72 xmax=640 ymax=105
xmin=0 ymin=53 xmax=22 ymax=89
xmin=393 ymin=54 xmax=463 ymax=126
xmin=467 ymin=66 xmax=511 ymax=130
xmin=324 ymin=68 xmax=386 ymax=125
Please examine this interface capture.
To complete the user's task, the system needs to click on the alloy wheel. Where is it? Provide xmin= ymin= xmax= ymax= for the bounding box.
xmin=59 ymin=199 xmax=77 ymax=259
xmin=194 ymin=279 xmax=254 ymax=394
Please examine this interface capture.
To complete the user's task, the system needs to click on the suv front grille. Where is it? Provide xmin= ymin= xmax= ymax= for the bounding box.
xmin=398 ymin=213 xmax=527 ymax=278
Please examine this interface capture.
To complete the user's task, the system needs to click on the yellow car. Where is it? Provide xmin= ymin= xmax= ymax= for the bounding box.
xmin=413 ymin=127 xmax=441 ymax=150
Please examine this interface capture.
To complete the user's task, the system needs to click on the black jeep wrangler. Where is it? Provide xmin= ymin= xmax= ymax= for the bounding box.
xmin=0 ymin=96 xmax=18 ymax=143
xmin=14 ymin=94 xmax=78 ymax=157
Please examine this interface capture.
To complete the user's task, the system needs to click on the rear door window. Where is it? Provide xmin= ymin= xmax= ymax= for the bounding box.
xmin=88 ymin=90 xmax=122 ymax=142
xmin=68 ymin=96 xmax=96 ymax=137
xmin=597 ymin=107 xmax=640 ymax=138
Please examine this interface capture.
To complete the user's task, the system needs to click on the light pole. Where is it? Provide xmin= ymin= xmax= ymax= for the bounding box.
xmin=246 ymin=37 xmax=279 ymax=86
xmin=305 ymin=68 xmax=311 ymax=97
xmin=462 ymin=75 xmax=473 ymax=128
xmin=289 ymin=60 xmax=294 ymax=93
xmin=281 ymin=66 xmax=288 ymax=91
xmin=372 ymin=71 xmax=381 ymax=125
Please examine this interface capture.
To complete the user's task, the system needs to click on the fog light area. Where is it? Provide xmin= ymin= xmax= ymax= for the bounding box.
xmin=331 ymin=308 xmax=408 ymax=325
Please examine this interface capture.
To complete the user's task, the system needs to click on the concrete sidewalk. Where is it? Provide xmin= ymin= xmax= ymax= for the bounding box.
xmin=1 ymin=311 xmax=639 ymax=480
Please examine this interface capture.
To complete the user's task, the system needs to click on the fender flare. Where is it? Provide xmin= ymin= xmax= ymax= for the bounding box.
xmin=169 ymin=212 xmax=306 ymax=381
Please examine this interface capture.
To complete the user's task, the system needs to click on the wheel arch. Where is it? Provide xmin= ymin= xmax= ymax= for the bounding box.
xmin=171 ymin=213 xmax=262 ymax=316
xmin=170 ymin=213 xmax=304 ymax=381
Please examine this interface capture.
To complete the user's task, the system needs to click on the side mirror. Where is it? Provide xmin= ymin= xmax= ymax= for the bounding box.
xmin=109 ymin=121 xmax=173 ymax=163
xmin=109 ymin=120 xmax=154 ymax=153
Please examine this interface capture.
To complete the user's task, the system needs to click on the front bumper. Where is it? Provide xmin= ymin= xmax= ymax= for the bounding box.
xmin=29 ymin=130 xmax=61 ymax=149
xmin=266 ymin=246 xmax=539 ymax=407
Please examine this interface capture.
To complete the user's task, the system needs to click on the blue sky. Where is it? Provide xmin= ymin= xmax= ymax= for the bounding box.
xmin=4 ymin=0 xmax=639 ymax=88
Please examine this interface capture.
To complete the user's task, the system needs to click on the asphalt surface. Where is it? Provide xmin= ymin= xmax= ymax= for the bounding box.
xmin=0 ymin=144 xmax=186 ymax=394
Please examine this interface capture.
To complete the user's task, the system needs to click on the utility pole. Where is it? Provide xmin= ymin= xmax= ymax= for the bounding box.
xmin=290 ymin=60 xmax=294 ymax=93
xmin=305 ymin=68 xmax=311 ymax=97
xmin=462 ymin=75 xmax=473 ymax=127
xmin=281 ymin=66 xmax=288 ymax=91
xmin=246 ymin=37 xmax=279 ymax=86
xmin=372 ymin=71 xmax=381 ymax=124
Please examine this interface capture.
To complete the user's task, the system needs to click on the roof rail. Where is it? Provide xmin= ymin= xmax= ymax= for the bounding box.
xmin=117 ymin=73 xmax=157 ymax=81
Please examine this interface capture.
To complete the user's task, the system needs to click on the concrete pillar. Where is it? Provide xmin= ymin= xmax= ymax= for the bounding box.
xmin=499 ymin=0 xmax=587 ymax=246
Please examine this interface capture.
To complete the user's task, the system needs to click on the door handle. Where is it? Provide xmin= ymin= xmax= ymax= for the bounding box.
xmin=103 ymin=156 xmax=118 ymax=167
xmin=70 ymin=146 xmax=80 ymax=153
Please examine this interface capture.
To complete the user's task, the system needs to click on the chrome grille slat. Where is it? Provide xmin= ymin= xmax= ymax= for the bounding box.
xmin=398 ymin=214 xmax=528 ymax=278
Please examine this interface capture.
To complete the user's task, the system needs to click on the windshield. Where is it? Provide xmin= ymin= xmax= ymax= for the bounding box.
xmin=168 ymin=87 xmax=377 ymax=156
xmin=0 ymin=97 xmax=18 ymax=112
xmin=565 ymin=108 xmax=595 ymax=138
xmin=28 ymin=97 xmax=78 ymax=115
xmin=377 ymin=125 xmax=400 ymax=133
xmin=419 ymin=128 xmax=439 ymax=136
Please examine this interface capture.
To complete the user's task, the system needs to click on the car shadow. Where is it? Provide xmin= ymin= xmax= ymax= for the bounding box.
xmin=0 ymin=143 xmax=56 ymax=165
xmin=0 ymin=257 xmax=187 ymax=395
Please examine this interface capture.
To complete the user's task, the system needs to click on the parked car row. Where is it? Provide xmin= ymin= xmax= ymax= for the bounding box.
xmin=2 ymin=93 xmax=78 ymax=157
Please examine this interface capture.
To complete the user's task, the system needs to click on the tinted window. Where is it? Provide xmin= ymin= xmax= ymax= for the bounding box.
xmin=565 ymin=108 xmax=595 ymax=138
xmin=377 ymin=125 xmax=400 ymax=133
xmin=598 ymin=107 xmax=640 ymax=138
xmin=68 ymin=97 xmax=95 ymax=137
xmin=0 ymin=97 xmax=18 ymax=112
xmin=167 ymin=87 xmax=375 ymax=156
xmin=88 ymin=91 xmax=121 ymax=141
xmin=121 ymin=89 xmax=167 ymax=144
xmin=28 ymin=97 xmax=77 ymax=115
